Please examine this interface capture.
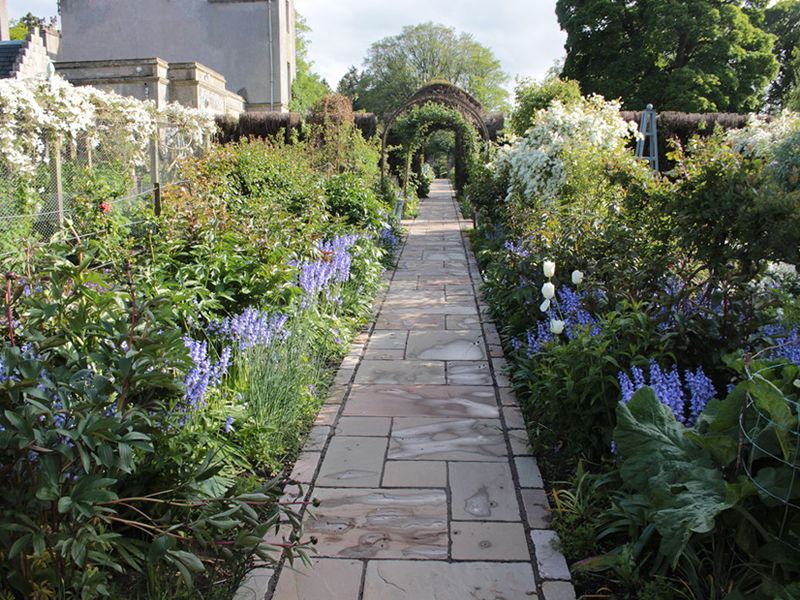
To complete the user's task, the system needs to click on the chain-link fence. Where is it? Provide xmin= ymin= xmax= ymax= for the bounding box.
xmin=0 ymin=121 xmax=208 ymax=254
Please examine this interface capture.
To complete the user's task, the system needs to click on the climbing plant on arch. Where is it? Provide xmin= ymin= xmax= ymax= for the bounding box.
xmin=380 ymin=82 xmax=503 ymax=197
xmin=389 ymin=102 xmax=482 ymax=196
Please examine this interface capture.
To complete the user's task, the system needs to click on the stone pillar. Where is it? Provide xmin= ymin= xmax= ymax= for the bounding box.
xmin=0 ymin=0 xmax=10 ymax=41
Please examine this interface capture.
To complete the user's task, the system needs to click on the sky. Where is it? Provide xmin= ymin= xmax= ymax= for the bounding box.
xmin=9 ymin=0 xmax=566 ymax=92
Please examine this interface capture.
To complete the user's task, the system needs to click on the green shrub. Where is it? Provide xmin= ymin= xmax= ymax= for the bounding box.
xmin=510 ymin=76 xmax=582 ymax=135
xmin=513 ymin=304 xmax=666 ymax=461
xmin=324 ymin=171 xmax=387 ymax=230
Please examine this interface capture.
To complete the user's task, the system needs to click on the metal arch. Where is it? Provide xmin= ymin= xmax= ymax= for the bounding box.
xmin=380 ymin=82 xmax=494 ymax=183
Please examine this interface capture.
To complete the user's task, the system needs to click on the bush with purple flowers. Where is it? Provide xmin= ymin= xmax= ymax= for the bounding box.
xmin=617 ymin=361 xmax=716 ymax=426
xmin=468 ymin=94 xmax=800 ymax=598
xmin=0 ymin=133 xmax=392 ymax=597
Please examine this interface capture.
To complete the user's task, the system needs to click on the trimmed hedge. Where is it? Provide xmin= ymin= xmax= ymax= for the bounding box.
xmin=216 ymin=111 xmax=378 ymax=144
xmin=620 ymin=110 xmax=760 ymax=170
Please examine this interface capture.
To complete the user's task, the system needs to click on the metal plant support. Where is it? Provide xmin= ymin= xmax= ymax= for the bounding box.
xmin=739 ymin=373 xmax=800 ymax=553
xmin=636 ymin=104 xmax=659 ymax=171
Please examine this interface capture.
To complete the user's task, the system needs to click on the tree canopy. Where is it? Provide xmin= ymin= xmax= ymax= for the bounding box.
xmin=510 ymin=77 xmax=582 ymax=135
xmin=290 ymin=12 xmax=330 ymax=113
xmin=556 ymin=0 xmax=779 ymax=113
xmin=764 ymin=0 xmax=800 ymax=109
xmin=342 ymin=22 xmax=509 ymax=117
xmin=9 ymin=13 xmax=44 ymax=40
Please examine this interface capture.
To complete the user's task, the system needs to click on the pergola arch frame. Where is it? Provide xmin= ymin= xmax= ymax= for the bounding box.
xmin=380 ymin=82 xmax=498 ymax=187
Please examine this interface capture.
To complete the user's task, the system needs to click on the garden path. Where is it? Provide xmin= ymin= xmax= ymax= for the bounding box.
xmin=242 ymin=180 xmax=575 ymax=600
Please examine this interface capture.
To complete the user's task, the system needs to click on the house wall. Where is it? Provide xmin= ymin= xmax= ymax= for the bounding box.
xmin=55 ymin=57 xmax=246 ymax=117
xmin=0 ymin=0 xmax=9 ymax=41
xmin=10 ymin=27 xmax=52 ymax=80
xmin=60 ymin=0 xmax=295 ymax=111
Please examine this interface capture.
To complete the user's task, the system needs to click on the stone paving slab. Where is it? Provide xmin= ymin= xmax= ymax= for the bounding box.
xmin=269 ymin=180 xmax=574 ymax=600
xmin=344 ymin=384 xmax=498 ymax=418
xmin=389 ymin=417 xmax=507 ymax=461
xmin=362 ymin=561 xmax=538 ymax=599
xmin=449 ymin=461 xmax=521 ymax=521
xmin=382 ymin=460 xmax=447 ymax=487
xmin=305 ymin=488 xmax=448 ymax=559
xmin=451 ymin=521 xmax=531 ymax=560
xmin=272 ymin=559 xmax=362 ymax=599
xmin=316 ymin=436 xmax=388 ymax=488
xmin=355 ymin=360 xmax=446 ymax=385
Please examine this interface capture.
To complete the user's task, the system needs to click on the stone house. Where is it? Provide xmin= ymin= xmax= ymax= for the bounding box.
xmin=57 ymin=0 xmax=296 ymax=114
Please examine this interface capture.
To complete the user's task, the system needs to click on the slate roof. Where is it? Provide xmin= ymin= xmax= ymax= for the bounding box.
xmin=0 ymin=40 xmax=25 ymax=79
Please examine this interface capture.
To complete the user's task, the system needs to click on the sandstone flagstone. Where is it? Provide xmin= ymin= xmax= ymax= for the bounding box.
xmin=449 ymin=461 xmax=521 ymax=521
xmin=316 ymin=436 xmax=387 ymax=488
xmin=362 ymin=561 xmax=537 ymax=599
xmin=344 ymin=384 xmax=498 ymax=418
xmin=272 ymin=559 xmax=362 ymax=600
xmin=355 ymin=360 xmax=446 ymax=385
xmin=406 ymin=330 xmax=486 ymax=360
xmin=305 ymin=488 xmax=448 ymax=559
xmin=389 ymin=418 xmax=507 ymax=461
xmin=450 ymin=521 xmax=531 ymax=560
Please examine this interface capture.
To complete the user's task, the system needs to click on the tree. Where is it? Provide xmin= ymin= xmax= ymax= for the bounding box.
xmin=510 ymin=76 xmax=582 ymax=135
xmin=336 ymin=66 xmax=361 ymax=104
xmin=764 ymin=0 xmax=800 ymax=109
xmin=352 ymin=22 xmax=509 ymax=117
xmin=9 ymin=13 xmax=44 ymax=40
xmin=289 ymin=13 xmax=330 ymax=113
xmin=556 ymin=0 xmax=779 ymax=113
xmin=788 ymin=48 xmax=800 ymax=110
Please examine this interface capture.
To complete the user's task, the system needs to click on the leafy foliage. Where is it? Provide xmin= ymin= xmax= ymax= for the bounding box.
xmin=510 ymin=77 xmax=582 ymax=136
xmin=346 ymin=22 xmax=509 ymax=116
xmin=0 ymin=121 xmax=398 ymax=596
xmin=764 ymin=0 xmax=800 ymax=109
xmin=556 ymin=0 xmax=779 ymax=112
xmin=289 ymin=12 xmax=331 ymax=113
xmin=470 ymin=92 xmax=800 ymax=596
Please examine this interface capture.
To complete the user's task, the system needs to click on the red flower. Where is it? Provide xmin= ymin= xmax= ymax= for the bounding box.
xmin=100 ymin=202 xmax=111 ymax=214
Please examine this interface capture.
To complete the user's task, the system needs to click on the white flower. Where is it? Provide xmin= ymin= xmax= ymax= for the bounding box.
xmin=540 ymin=299 xmax=551 ymax=313
xmin=550 ymin=319 xmax=565 ymax=335
xmin=541 ymin=282 xmax=555 ymax=300
xmin=543 ymin=261 xmax=556 ymax=278
xmin=571 ymin=270 xmax=584 ymax=285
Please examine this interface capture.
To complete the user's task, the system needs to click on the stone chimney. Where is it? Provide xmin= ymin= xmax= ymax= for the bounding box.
xmin=0 ymin=0 xmax=9 ymax=41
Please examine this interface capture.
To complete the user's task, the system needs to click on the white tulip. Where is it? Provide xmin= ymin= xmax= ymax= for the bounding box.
xmin=541 ymin=282 xmax=555 ymax=300
xmin=571 ymin=270 xmax=584 ymax=285
xmin=550 ymin=319 xmax=565 ymax=335
xmin=540 ymin=299 xmax=551 ymax=313
xmin=543 ymin=261 xmax=556 ymax=278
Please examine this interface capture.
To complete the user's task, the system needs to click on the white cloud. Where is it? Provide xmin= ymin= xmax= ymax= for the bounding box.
xmin=296 ymin=0 xmax=565 ymax=92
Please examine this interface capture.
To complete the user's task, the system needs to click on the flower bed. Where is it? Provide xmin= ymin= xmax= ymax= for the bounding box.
xmin=468 ymin=92 xmax=800 ymax=598
xmin=0 ymin=94 xmax=400 ymax=597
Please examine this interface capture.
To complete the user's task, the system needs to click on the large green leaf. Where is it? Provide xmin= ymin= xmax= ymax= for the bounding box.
xmin=614 ymin=387 xmax=736 ymax=565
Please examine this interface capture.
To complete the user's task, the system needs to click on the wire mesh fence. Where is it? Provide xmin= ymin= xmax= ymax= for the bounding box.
xmin=0 ymin=121 xmax=207 ymax=254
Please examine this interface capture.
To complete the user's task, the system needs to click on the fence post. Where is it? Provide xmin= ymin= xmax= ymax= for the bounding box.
xmin=50 ymin=134 xmax=64 ymax=229
xmin=85 ymin=133 xmax=93 ymax=171
xmin=150 ymin=131 xmax=161 ymax=216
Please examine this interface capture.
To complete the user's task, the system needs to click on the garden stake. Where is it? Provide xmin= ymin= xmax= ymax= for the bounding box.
xmin=5 ymin=272 xmax=16 ymax=347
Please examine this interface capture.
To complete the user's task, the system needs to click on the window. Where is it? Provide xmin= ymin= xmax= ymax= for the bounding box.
xmin=286 ymin=0 xmax=291 ymax=33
